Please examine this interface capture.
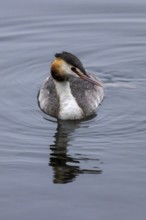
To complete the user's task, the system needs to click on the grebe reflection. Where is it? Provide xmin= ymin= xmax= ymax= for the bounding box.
xmin=49 ymin=120 xmax=102 ymax=184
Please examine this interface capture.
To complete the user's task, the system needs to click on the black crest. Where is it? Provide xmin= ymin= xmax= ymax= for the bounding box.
xmin=55 ymin=51 xmax=87 ymax=75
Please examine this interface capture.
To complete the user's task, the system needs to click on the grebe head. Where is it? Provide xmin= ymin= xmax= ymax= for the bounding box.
xmin=51 ymin=51 xmax=102 ymax=87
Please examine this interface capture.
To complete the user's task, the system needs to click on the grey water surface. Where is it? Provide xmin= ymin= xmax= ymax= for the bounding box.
xmin=0 ymin=0 xmax=146 ymax=219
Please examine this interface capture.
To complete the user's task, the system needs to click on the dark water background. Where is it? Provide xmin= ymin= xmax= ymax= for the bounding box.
xmin=0 ymin=0 xmax=146 ymax=219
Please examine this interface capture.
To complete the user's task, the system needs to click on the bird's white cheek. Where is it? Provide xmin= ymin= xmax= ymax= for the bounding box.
xmin=61 ymin=63 xmax=75 ymax=76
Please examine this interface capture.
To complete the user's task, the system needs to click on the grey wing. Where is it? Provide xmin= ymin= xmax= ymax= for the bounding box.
xmin=70 ymin=73 xmax=104 ymax=116
xmin=38 ymin=76 xmax=59 ymax=117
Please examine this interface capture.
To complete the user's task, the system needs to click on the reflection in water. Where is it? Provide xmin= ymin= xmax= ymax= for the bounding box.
xmin=49 ymin=120 xmax=102 ymax=184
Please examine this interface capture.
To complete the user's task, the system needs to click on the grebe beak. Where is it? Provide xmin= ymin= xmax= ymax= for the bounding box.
xmin=79 ymin=72 xmax=103 ymax=87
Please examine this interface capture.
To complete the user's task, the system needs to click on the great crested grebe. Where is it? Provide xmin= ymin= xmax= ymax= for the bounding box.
xmin=38 ymin=51 xmax=104 ymax=120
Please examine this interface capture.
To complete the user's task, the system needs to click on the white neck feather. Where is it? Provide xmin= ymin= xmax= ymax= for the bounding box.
xmin=54 ymin=80 xmax=84 ymax=120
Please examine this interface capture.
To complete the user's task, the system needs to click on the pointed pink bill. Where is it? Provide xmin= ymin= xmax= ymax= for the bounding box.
xmin=80 ymin=74 xmax=103 ymax=87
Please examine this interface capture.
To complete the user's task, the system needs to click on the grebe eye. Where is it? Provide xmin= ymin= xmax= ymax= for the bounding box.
xmin=71 ymin=67 xmax=77 ymax=73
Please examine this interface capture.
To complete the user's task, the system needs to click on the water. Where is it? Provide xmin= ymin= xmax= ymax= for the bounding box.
xmin=1 ymin=0 xmax=146 ymax=219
